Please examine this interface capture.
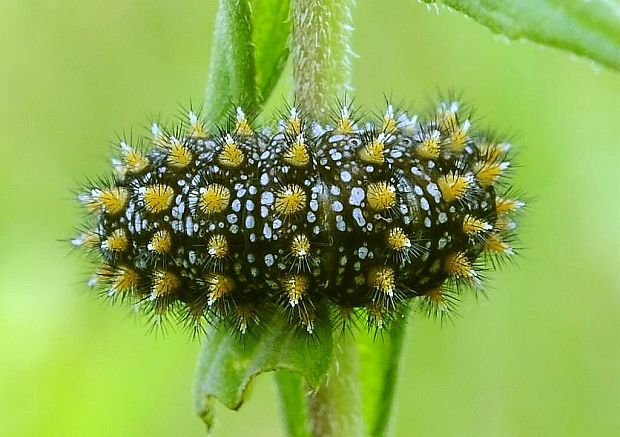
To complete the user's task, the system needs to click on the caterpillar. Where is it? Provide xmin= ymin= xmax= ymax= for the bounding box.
xmin=74 ymin=100 xmax=524 ymax=335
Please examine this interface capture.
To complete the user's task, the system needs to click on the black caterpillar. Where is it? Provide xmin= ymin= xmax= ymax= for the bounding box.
xmin=74 ymin=100 xmax=524 ymax=335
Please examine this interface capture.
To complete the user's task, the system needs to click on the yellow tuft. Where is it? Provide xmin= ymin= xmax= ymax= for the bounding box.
xmin=151 ymin=123 xmax=167 ymax=148
xmin=234 ymin=107 xmax=254 ymax=136
xmin=91 ymin=187 xmax=128 ymax=215
xmin=199 ymin=184 xmax=230 ymax=215
xmin=424 ymin=286 xmax=452 ymax=315
xmin=447 ymin=120 xmax=470 ymax=153
xmin=387 ymin=227 xmax=411 ymax=251
xmin=100 ymin=264 xmax=139 ymax=293
xmin=359 ymin=135 xmax=386 ymax=164
xmin=207 ymin=234 xmax=228 ymax=258
xmin=281 ymin=274 xmax=310 ymax=307
xmin=417 ymin=130 xmax=441 ymax=159
xmin=462 ymin=214 xmax=493 ymax=236
xmin=382 ymin=105 xmax=397 ymax=133
xmin=493 ymin=216 xmax=516 ymax=232
xmin=444 ymin=252 xmax=477 ymax=280
xmin=336 ymin=106 xmax=354 ymax=133
xmin=72 ymin=232 xmax=100 ymax=248
xmin=189 ymin=112 xmax=207 ymax=137
xmin=474 ymin=161 xmax=509 ymax=187
xmin=437 ymin=101 xmax=459 ymax=129
xmin=152 ymin=269 xmax=181 ymax=297
xmin=438 ymin=172 xmax=470 ymax=203
xmin=274 ymin=184 xmax=307 ymax=216
xmin=368 ymin=266 xmax=396 ymax=297
xmin=484 ymin=233 xmax=514 ymax=255
xmin=366 ymin=181 xmax=397 ymax=211
xmin=121 ymin=143 xmax=149 ymax=174
xmin=367 ymin=303 xmax=385 ymax=329
xmin=167 ymin=141 xmax=193 ymax=169
xmin=143 ymin=184 xmax=174 ymax=214
xmin=205 ymin=274 xmax=235 ymax=305
xmin=478 ymin=141 xmax=510 ymax=163
xmin=283 ymin=135 xmax=310 ymax=167
xmin=495 ymin=197 xmax=525 ymax=215
xmin=287 ymin=108 xmax=302 ymax=135
xmin=104 ymin=229 xmax=129 ymax=252
xmin=291 ymin=234 xmax=311 ymax=258
xmin=148 ymin=229 xmax=172 ymax=254
xmin=235 ymin=304 xmax=256 ymax=334
xmin=426 ymin=286 xmax=445 ymax=305
xmin=218 ymin=136 xmax=245 ymax=168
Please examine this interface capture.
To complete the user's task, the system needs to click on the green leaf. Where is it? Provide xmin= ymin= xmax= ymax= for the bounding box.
xmin=358 ymin=311 xmax=410 ymax=437
xmin=423 ymin=0 xmax=620 ymax=71
xmin=193 ymin=312 xmax=333 ymax=433
xmin=275 ymin=371 xmax=312 ymax=437
xmin=252 ymin=0 xmax=291 ymax=103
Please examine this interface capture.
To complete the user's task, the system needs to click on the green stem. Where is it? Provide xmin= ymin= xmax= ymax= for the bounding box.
xmin=275 ymin=371 xmax=312 ymax=437
xmin=289 ymin=1 xmax=359 ymax=436
xmin=205 ymin=0 xmax=258 ymax=126
xmin=307 ymin=335 xmax=365 ymax=437
xmin=291 ymin=0 xmax=355 ymax=120
xmin=358 ymin=318 xmax=409 ymax=437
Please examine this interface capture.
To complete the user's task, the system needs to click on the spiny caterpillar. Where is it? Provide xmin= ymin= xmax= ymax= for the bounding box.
xmin=74 ymin=100 xmax=524 ymax=335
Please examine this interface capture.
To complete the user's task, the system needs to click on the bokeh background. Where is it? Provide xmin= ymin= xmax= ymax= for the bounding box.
xmin=1 ymin=1 xmax=618 ymax=436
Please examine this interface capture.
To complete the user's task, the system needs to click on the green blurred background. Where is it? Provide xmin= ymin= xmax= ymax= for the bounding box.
xmin=1 ymin=1 xmax=618 ymax=436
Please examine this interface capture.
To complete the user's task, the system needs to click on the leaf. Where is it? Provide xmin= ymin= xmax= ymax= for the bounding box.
xmin=423 ymin=0 xmax=620 ymax=71
xmin=193 ymin=311 xmax=333 ymax=433
xmin=252 ymin=0 xmax=291 ymax=103
xmin=274 ymin=371 xmax=312 ymax=437
xmin=358 ymin=311 xmax=410 ymax=437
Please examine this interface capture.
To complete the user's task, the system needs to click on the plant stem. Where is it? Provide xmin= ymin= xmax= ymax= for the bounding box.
xmin=291 ymin=0 xmax=355 ymax=121
xmin=307 ymin=334 xmax=365 ymax=437
xmin=205 ymin=0 xmax=258 ymax=126
xmin=290 ymin=1 xmax=359 ymax=435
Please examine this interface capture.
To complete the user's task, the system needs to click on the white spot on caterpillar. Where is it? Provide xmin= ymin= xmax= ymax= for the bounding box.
xmin=264 ymin=254 xmax=275 ymax=267
xmin=261 ymin=191 xmax=274 ymax=205
xmin=352 ymin=208 xmax=366 ymax=227
xmin=426 ymin=182 xmax=441 ymax=201
xmin=332 ymin=201 xmax=344 ymax=212
xmin=349 ymin=187 xmax=365 ymax=206
xmin=340 ymin=170 xmax=352 ymax=182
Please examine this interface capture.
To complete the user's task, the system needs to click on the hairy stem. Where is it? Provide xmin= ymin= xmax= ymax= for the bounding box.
xmin=291 ymin=0 xmax=355 ymax=120
xmin=307 ymin=335 xmax=365 ymax=437
xmin=290 ymin=1 xmax=359 ymax=436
